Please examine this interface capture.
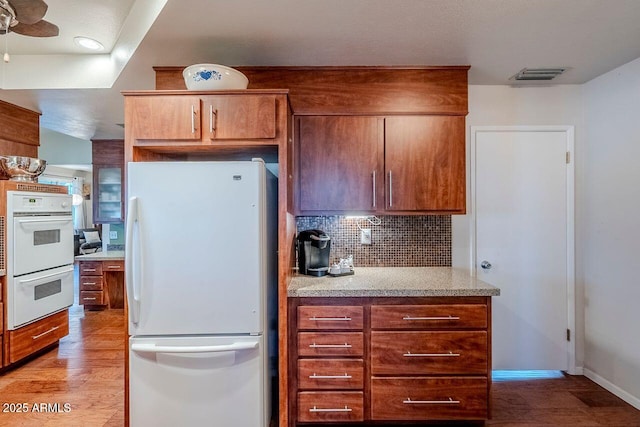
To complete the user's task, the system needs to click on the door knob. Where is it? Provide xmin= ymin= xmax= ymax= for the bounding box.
xmin=480 ymin=260 xmax=492 ymax=270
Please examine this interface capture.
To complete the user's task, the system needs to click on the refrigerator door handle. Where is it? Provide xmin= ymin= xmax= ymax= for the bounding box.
xmin=131 ymin=341 xmax=259 ymax=354
xmin=125 ymin=196 xmax=142 ymax=324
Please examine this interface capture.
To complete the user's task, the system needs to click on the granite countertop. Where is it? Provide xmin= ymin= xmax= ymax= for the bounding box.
xmin=288 ymin=267 xmax=500 ymax=297
xmin=75 ymin=250 xmax=125 ymax=261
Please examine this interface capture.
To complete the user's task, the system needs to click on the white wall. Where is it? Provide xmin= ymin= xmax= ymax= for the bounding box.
xmin=581 ymin=57 xmax=640 ymax=407
xmin=457 ymin=72 xmax=640 ymax=408
xmin=453 ymin=84 xmax=585 ymax=365
xmin=39 ymin=128 xmax=92 ymax=166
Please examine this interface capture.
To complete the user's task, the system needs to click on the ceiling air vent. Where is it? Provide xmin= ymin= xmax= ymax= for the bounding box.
xmin=511 ymin=67 xmax=566 ymax=81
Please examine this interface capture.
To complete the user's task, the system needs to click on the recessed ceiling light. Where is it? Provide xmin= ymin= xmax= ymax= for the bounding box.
xmin=74 ymin=36 xmax=104 ymax=51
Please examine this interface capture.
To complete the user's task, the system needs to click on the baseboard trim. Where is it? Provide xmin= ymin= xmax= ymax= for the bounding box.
xmin=568 ymin=366 xmax=584 ymax=375
xmin=584 ymin=368 xmax=640 ymax=410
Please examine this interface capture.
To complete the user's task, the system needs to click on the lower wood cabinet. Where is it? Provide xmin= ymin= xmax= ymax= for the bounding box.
xmin=7 ymin=310 xmax=69 ymax=364
xmin=78 ymin=259 xmax=124 ymax=310
xmin=370 ymin=377 xmax=488 ymax=420
xmin=371 ymin=331 xmax=488 ymax=375
xmin=298 ymin=391 xmax=364 ymax=423
xmin=289 ymin=297 xmax=492 ymax=426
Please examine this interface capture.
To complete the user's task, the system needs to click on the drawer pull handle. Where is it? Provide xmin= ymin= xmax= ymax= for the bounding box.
xmin=32 ymin=326 xmax=59 ymax=340
xmin=309 ymin=373 xmax=352 ymax=379
xmin=309 ymin=343 xmax=352 ymax=349
xmin=83 ymin=297 xmax=97 ymax=301
xmin=107 ymin=266 xmax=120 ymax=269
xmin=83 ymin=268 xmax=97 ymax=272
xmin=403 ymin=351 xmax=460 ymax=357
xmin=403 ymin=397 xmax=460 ymax=405
xmin=402 ymin=316 xmax=460 ymax=321
xmin=83 ymin=282 xmax=97 ymax=285
xmin=309 ymin=316 xmax=352 ymax=321
xmin=309 ymin=405 xmax=353 ymax=413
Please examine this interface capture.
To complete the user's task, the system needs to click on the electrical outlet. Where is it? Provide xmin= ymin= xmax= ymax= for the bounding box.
xmin=360 ymin=228 xmax=372 ymax=245
xmin=109 ymin=231 xmax=118 ymax=240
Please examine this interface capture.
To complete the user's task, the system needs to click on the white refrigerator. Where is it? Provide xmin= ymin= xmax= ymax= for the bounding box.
xmin=125 ymin=160 xmax=277 ymax=427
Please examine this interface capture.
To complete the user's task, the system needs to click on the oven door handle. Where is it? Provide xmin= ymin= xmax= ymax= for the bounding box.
xmin=17 ymin=267 xmax=74 ymax=284
xmin=125 ymin=196 xmax=142 ymax=324
xmin=17 ymin=218 xmax=72 ymax=223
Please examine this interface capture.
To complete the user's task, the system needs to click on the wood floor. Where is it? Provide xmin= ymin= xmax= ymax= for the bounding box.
xmin=0 ymin=305 xmax=125 ymax=426
xmin=1 ymin=306 xmax=639 ymax=426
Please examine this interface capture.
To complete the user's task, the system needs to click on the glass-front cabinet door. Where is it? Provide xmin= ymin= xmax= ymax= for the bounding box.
xmin=93 ymin=164 xmax=123 ymax=223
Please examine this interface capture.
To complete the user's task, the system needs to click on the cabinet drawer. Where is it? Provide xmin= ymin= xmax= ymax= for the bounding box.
xmin=8 ymin=310 xmax=69 ymax=364
xmin=298 ymin=391 xmax=364 ymax=423
xmin=371 ymin=331 xmax=487 ymax=375
xmin=298 ymin=332 xmax=364 ymax=357
xmin=80 ymin=291 xmax=105 ymax=306
xmin=80 ymin=276 xmax=103 ymax=291
xmin=103 ymin=260 xmax=124 ymax=272
xmin=371 ymin=304 xmax=487 ymax=329
xmin=371 ymin=377 xmax=488 ymax=420
xmin=298 ymin=306 xmax=363 ymax=330
xmin=298 ymin=359 xmax=364 ymax=390
xmin=79 ymin=261 xmax=103 ymax=275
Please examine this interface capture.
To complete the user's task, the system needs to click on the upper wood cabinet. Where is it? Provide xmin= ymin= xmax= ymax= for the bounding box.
xmin=0 ymin=99 xmax=40 ymax=158
xmin=297 ymin=116 xmax=383 ymax=213
xmin=128 ymin=95 xmax=201 ymax=141
xmin=385 ymin=116 xmax=465 ymax=213
xmin=126 ymin=92 xmax=278 ymax=144
xmin=92 ymin=140 xmax=124 ymax=223
xmin=296 ymin=115 xmax=466 ymax=215
xmin=203 ymin=95 xmax=276 ymax=140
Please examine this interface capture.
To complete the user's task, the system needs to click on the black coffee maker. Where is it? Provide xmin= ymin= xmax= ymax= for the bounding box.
xmin=297 ymin=229 xmax=331 ymax=276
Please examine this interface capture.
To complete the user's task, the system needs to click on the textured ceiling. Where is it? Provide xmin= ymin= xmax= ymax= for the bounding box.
xmin=1 ymin=0 xmax=640 ymax=141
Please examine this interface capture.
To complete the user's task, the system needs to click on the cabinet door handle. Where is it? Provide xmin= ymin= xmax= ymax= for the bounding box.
xmin=309 ymin=316 xmax=351 ymax=321
xmin=32 ymin=326 xmax=59 ymax=340
xmin=209 ymin=106 xmax=217 ymax=135
xmin=403 ymin=397 xmax=460 ymax=405
xmin=191 ymin=105 xmax=196 ymax=134
xmin=372 ymin=170 xmax=376 ymax=208
xmin=402 ymin=316 xmax=460 ymax=321
xmin=309 ymin=373 xmax=352 ymax=379
xmin=309 ymin=343 xmax=352 ymax=349
xmin=403 ymin=351 xmax=460 ymax=357
xmin=309 ymin=406 xmax=353 ymax=413
xmin=388 ymin=170 xmax=393 ymax=207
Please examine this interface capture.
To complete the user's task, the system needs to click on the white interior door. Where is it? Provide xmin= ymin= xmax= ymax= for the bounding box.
xmin=472 ymin=127 xmax=574 ymax=371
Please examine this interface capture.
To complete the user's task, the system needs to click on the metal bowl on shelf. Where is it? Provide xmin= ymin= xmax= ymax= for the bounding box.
xmin=0 ymin=156 xmax=47 ymax=182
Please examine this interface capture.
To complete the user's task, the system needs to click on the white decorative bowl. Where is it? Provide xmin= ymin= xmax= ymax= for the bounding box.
xmin=182 ymin=64 xmax=249 ymax=90
xmin=0 ymin=156 xmax=47 ymax=182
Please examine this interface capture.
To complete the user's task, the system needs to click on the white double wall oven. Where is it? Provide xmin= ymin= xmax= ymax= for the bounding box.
xmin=6 ymin=191 xmax=75 ymax=330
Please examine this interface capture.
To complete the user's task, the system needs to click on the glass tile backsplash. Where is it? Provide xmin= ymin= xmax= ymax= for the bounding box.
xmin=295 ymin=216 xmax=451 ymax=267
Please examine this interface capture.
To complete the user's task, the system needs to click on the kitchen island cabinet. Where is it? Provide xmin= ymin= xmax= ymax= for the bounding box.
xmin=296 ymin=115 xmax=465 ymax=215
xmin=75 ymin=251 xmax=125 ymax=310
xmin=287 ymin=268 xmax=498 ymax=426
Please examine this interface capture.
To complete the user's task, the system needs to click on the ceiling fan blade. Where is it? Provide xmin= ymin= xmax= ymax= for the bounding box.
xmin=11 ymin=19 xmax=58 ymax=37
xmin=9 ymin=0 xmax=48 ymax=25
